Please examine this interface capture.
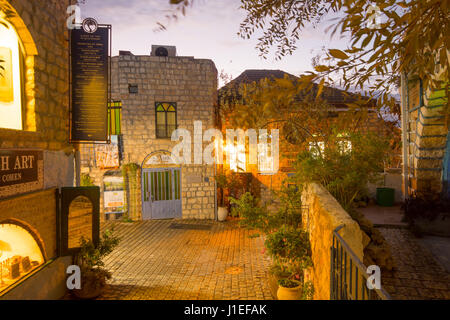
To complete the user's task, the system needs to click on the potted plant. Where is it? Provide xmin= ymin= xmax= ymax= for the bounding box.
xmin=215 ymin=173 xmax=229 ymax=221
xmin=72 ymin=228 xmax=120 ymax=299
xmin=277 ymin=278 xmax=303 ymax=300
xmin=264 ymin=226 xmax=313 ymax=300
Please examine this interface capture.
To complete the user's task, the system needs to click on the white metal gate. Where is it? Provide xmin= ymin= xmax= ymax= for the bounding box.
xmin=142 ymin=168 xmax=181 ymax=219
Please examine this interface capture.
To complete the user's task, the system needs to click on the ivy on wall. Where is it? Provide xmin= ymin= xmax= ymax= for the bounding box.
xmin=121 ymin=163 xmax=140 ymax=221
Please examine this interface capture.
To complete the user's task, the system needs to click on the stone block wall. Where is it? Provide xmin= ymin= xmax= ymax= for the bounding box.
xmin=0 ymin=0 xmax=73 ymax=154
xmin=403 ymin=78 xmax=448 ymax=196
xmin=301 ymin=183 xmax=364 ymax=300
xmin=81 ymin=53 xmax=218 ymax=220
xmin=0 ymin=189 xmax=58 ymax=260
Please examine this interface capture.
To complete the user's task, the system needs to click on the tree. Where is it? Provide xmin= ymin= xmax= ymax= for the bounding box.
xmin=166 ymin=0 xmax=449 ymax=113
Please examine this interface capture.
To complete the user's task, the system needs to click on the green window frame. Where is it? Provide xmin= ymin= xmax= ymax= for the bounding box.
xmin=108 ymin=101 xmax=122 ymax=135
xmin=155 ymin=102 xmax=177 ymax=138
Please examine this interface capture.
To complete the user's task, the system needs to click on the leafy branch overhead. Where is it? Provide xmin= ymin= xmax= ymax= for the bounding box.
xmin=164 ymin=0 xmax=449 ymax=114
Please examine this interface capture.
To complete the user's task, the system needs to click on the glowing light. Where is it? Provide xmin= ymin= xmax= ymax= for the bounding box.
xmin=0 ymin=17 xmax=23 ymax=130
xmin=0 ymin=223 xmax=44 ymax=292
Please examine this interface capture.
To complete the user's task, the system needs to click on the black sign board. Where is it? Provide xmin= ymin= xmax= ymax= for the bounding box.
xmin=70 ymin=23 xmax=111 ymax=142
xmin=0 ymin=150 xmax=42 ymax=188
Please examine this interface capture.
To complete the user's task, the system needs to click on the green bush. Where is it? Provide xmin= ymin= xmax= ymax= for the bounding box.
xmin=229 ymin=192 xmax=270 ymax=231
xmin=265 ymin=225 xmax=312 ymax=274
xmin=80 ymin=173 xmax=95 ymax=187
xmin=294 ymin=131 xmax=389 ymax=211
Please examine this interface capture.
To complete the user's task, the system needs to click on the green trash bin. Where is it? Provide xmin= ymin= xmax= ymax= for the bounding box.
xmin=376 ymin=187 xmax=395 ymax=207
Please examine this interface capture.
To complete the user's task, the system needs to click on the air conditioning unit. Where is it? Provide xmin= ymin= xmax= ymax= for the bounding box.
xmin=151 ymin=45 xmax=176 ymax=57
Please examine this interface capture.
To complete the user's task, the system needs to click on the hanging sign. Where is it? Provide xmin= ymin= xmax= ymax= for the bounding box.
xmin=70 ymin=18 xmax=111 ymax=142
xmin=0 ymin=149 xmax=43 ymax=198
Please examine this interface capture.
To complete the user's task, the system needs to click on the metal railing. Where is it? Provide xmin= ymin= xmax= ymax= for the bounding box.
xmin=330 ymin=225 xmax=392 ymax=300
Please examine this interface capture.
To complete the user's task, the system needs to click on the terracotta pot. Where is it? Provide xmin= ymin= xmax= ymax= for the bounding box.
xmin=72 ymin=271 xmax=107 ymax=300
xmin=277 ymin=280 xmax=302 ymax=300
xmin=218 ymin=207 xmax=228 ymax=221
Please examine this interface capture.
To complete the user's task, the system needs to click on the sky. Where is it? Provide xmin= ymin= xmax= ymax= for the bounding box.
xmin=79 ymin=0 xmax=350 ymax=87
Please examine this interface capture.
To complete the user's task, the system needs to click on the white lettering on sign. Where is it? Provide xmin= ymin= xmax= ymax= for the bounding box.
xmin=0 ymin=156 xmax=9 ymax=171
xmin=12 ymin=155 xmax=34 ymax=170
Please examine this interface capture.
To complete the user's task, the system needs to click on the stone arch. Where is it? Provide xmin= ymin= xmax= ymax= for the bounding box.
xmin=0 ymin=1 xmax=38 ymax=131
xmin=141 ymin=149 xmax=180 ymax=169
xmin=0 ymin=217 xmax=47 ymax=261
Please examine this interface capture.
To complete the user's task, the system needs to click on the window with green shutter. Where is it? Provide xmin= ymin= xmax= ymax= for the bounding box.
xmin=108 ymin=101 xmax=122 ymax=135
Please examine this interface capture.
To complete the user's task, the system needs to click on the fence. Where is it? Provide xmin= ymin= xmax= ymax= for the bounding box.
xmin=330 ymin=225 xmax=392 ymax=300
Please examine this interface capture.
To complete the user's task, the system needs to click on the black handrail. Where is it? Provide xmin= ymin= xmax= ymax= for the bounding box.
xmin=330 ymin=225 xmax=392 ymax=300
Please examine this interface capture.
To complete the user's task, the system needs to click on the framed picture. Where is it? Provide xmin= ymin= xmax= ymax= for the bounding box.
xmin=0 ymin=47 xmax=14 ymax=103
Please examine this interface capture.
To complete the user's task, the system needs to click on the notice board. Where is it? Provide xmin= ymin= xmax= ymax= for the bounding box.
xmin=70 ymin=24 xmax=111 ymax=142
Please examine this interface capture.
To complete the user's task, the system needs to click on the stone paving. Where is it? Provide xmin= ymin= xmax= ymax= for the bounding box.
xmin=98 ymin=219 xmax=273 ymax=300
xmin=379 ymin=227 xmax=450 ymax=300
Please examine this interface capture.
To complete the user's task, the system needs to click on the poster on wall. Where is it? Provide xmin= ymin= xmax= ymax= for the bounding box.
xmin=0 ymin=47 xmax=13 ymax=103
xmin=95 ymin=135 xmax=120 ymax=168
xmin=103 ymin=176 xmax=124 ymax=214
xmin=70 ymin=18 xmax=111 ymax=142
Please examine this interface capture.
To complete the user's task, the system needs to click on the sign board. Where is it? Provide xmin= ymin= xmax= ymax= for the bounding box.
xmin=103 ymin=176 xmax=124 ymax=214
xmin=95 ymin=135 xmax=120 ymax=168
xmin=144 ymin=152 xmax=177 ymax=167
xmin=0 ymin=149 xmax=43 ymax=198
xmin=70 ymin=20 xmax=111 ymax=142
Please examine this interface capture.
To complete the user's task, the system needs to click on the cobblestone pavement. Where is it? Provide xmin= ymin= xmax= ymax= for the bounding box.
xmin=379 ymin=227 xmax=450 ymax=300
xmin=98 ymin=219 xmax=273 ymax=300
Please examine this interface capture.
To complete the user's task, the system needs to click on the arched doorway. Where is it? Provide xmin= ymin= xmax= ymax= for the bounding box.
xmin=141 ymin=151 xmax=181 ymax=220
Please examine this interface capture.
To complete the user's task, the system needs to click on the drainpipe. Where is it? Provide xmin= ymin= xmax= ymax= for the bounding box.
xmin=400 ymin=72 xmax=409 ymax=200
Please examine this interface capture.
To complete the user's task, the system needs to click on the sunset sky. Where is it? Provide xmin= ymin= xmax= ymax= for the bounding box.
xmin=79 ymin=0 xmax=349 ymax=87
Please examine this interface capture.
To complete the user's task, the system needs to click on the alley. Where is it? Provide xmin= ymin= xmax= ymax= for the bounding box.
xmin=98 ymin=220 xmax=273 ymax=300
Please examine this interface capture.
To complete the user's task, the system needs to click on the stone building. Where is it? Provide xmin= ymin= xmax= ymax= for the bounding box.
xmin=0 ymin=0 xmax=76 ymax=299
xmin=218 ymin=69 xmax=402 ymax=204
xmin=400 ymin=72 xmax=449 ymax=197
xmin=80 ymin=47 xmax=218 ymax=221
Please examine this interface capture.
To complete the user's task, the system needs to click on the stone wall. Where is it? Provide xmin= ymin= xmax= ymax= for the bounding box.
xmin=0 ymin=0 xmax=75 ymax=299
xmin=0 ymin=189 xmax=58 ymax=260
xmin=301 ymin=183 xmax=364 ymax=300
xmin=403 ymin=77 xmax=449 ymax=195
xmin=81 ymin=53 xmax=218 ymax=220
xmin=0 ymin=0 xmax=73 ymax=154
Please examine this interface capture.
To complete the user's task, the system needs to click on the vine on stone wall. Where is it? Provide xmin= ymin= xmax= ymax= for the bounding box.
xmin=122 ymin=163 xmax=140 ymax=222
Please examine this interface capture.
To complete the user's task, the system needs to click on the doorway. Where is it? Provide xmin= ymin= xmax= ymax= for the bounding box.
xmin=142 ymin=167 xmax=181 ymax=219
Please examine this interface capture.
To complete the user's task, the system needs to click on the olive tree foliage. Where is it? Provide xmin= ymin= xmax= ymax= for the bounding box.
xmin=166 ymin=0 xmax=449 ymax=114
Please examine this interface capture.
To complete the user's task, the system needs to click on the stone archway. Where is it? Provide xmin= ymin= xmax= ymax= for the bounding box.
xmin=141 ymin=150 xmax=182 ymax=220
xmin=0 ymin=1 xmax=38 ymax=131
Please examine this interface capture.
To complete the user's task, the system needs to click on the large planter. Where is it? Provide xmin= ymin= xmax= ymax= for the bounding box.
xmin=72 ymin=270 xmax=107 ymax=300
xmin=217 ymin=207 xmax=228 ymax=222
xmin=277 ymin=280 xmax=302 ymax=300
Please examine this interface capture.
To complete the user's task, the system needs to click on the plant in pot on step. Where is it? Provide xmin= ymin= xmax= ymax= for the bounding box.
xmin=72 ymin=228 xmax=120 ymax=299
xmin=265 ymin=225 xmax=313 ymax=300
xmin=215 ymin=173 xmax=232 ymax=221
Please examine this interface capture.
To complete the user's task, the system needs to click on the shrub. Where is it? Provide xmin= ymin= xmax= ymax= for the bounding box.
xmin=80 ymin=173 xmax=95 ymax=187
xmin=229 ymin=192 xmax=269 ymax=231
xmin=294 ymin=131 xmax=389 ymax=211
xmin=265 ymin=226 xmax=312 ymax=273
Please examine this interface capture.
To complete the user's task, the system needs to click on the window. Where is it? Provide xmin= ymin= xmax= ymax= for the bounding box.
xmin=0 ymin=19 xmax=24 ymax=130
xmin=155 ymin=102 xmax=177 ymax=138
xmin=258 ymin=134 xmax=275 ymax=174
xmin=108 ymin=101 xmax=122 ymax=135
xmin=128 ymin=84 xmax=138 ymax=94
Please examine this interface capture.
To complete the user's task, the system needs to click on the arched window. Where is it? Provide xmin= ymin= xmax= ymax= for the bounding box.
xmin=0 ymin=18 xmax=24 ymax=130
xmin=155 ymin=102 xmax=177 ymax=138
